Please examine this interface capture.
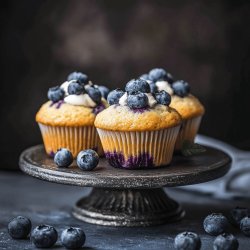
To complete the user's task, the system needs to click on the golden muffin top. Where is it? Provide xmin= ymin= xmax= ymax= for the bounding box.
xmin=170 ymin=94 xmax=205 ymax=119
xmin=94 ymin=104 xmax=182 ymax=131
xmin=36 ymin=101 xmax=98 ymax=126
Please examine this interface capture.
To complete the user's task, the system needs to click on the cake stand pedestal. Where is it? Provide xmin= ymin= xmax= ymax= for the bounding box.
xmin=19 ymin=145 xmax=231 ymax=227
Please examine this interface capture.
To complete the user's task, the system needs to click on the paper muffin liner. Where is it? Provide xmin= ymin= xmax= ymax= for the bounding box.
xmin=175 ymin=115 xmax=202 ymax=151
xmin=38 ymin=123 xmax=103 ymax=158
xmin=97 ymin=126 xmax=180 ymax=169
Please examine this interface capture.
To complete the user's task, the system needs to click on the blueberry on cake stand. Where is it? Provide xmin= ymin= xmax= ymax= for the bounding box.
xmin=19 ymin=144 xmax=231 ymax=227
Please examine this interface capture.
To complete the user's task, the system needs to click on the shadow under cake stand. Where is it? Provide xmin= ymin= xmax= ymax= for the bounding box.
xmin=19 ymin=145 xmax=231 ymax=227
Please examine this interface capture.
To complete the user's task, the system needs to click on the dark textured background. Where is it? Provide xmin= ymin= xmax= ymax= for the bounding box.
xmin=1 ymin=0 xmax=250 ymax=169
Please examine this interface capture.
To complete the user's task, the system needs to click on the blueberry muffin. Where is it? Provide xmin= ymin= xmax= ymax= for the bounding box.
xmin=141 ymin=68 xmax=205 ymax=150
xmin=94 ymin=78 xmax=182 ymax=169
xmin=36 ymin=71 xmax=108 ymax=157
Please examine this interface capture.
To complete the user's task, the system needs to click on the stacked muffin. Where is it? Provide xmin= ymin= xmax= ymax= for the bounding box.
xmin=140 ymin=68 xmax=205 ymax=151
xmin=36 ymin=72 xmax=109 ymax=157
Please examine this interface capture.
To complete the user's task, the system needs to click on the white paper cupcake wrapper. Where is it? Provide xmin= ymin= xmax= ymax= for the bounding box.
xmin=97 ymin=126 xmax=180 ymax=169
xmin=38 ymin=123 xmax=103 ymax=157
xmin=175 ymin=115 xmax=202 ymax=150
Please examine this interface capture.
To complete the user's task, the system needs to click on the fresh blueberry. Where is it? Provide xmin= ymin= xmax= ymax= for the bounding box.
xmin=77 ymin=149 xmax=99 ymax=170
xmin=107 ymin=88 xmax=125 ymax=105
xmin=154 ymin=90 xmax=171 ymax=105
xmin=139 ymin=74 xmax=151 ymax=81
xmin=148 ymin=68 xmax=174 ymax=83
xmin=127 ymin=92 xmax=149 ymax=109
xmin=213 ymin=233 xmax=239 ymax=250
xmin=61 ymin=227 xmax=86 ymax=249
xmin=240 ymin=216 xmax=250 ymax=236
xmin=48 ymin=86 xmax=65 ymax=102
xmin=172 ymin=80 xmax=190 ymax=97
xmin=230 ymin=207 xmax=249 ymax=227
xmin=125 ymin=79 xmax=150 ymax=94
xmin=203 ymin=213 xmax=230 ymax=236
xmin=8 ymin=216 xmax=32 ymax=239
xmin=67 ymin=72 xmax=89 ymax=85
xmin=85 ymin=86 xmax=102 ymax=104
xmin=174 ymin=231 xmax=201 ymax=250
xmin=31 ymin=225 xmax=58 ymax=248
xmin=149 ymin=82 xmax=158 ymax=93
xmin=68 ymin=81 xmax=85 ymax=95
xmin=54 ymin=148 xmax=73 ymax=168
xmin=98 ymin=85 xmax=110 ymax=99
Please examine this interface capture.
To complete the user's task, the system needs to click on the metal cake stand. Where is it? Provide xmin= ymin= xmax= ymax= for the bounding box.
xmin=19 ymin=145 xmax=231 ymax=227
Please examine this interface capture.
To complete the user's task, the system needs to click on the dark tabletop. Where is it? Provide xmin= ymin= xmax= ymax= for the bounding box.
xmin=0 ymin=171 xmax=249 ymax=250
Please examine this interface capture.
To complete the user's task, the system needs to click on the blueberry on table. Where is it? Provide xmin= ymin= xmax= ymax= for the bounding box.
xmin=127 ymin=92 xmax=149 ymax=109
xmin=54 ymin=148 xmax=73 ymax=168
xmin=154 ymin=90 xmax=171 ymax=105
xmin=107 ymin=89 xmax=125 ymax=105
xmin=67 ymin=71 xmax=89 ymax=85
xmin=68 ymin=81 xmax=85 ymax=95
xmin=47 ymin=86 xmax=65 ymax=102
xmin=172 ymin=80 xmax=190 ymax=97
xmin=213 ymin=233 xmax=239 ymax=250
xmin=61 ymin=227 xmax=86 ymax=249
xmin=148 ymin=68 xmax=173 ymax=83
xmin=85 ymin=86 xmax=102 ymax=104
xmin=240 ymin=216 xmax=250 ymax=236
xmin=31 ymin=225 xmax=58 ymax=248
xmin=174 ymin=231 xmax=201 ymax=250
xmin=203 ymin=213 xmax=230 ymax=236
xmin=230 ymin=207 xmax=249 ymax=227
xmin=139 ymin=73 xmax=151 ymax=81
xmin=77 ymin=149 xmax=99 ymax=170
xmin=98 ymin=85 xmax=110 ymax=99
xmin=125 ymin=79 xmax=151 ymax=94
xmin=8 ymin=216 xmax=32 ymax=239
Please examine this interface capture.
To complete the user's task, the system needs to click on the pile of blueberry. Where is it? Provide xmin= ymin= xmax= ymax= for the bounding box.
xmin=174 ymin=207 xmax=250 ymax=250
xmin=107 ymin=78 xmax=171 ymax=109
xmin=8 ymin=216 xmax=85 ymax=249
xmin=48 ymin=71 xmax=110 ymax=103
xmin=141 ymin=68 xmax=190 ymax=98
xmin=54 ymin=148 xmax=99 ymax=171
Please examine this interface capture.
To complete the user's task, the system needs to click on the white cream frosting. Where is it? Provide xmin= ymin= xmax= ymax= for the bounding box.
xmin=60 ymin=80 xmax=75 ymax=95
xmin=155 ymin=81 xmax=173 ymax=95
xmin=119 ymin=92 xmax=157 ymax=108
xmin=64 ymin=94 xmax=97 ymax=107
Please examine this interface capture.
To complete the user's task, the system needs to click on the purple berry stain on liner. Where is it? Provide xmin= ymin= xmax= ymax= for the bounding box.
xmin=93 ymin=103 xmax=105 ymax=115
xmin=49 ymin=151 xmax=55 ymax=158
xmin=105 ymin=151 xmax=154 ymax=169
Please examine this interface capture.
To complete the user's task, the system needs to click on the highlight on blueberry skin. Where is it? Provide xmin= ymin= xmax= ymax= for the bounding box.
xmin=203 ymin=213 xmax=230 ymax=236
xmin=154 ymin=90 xmax=171 ymax=106
xmin=107 ymin=88 xmax=125 ymax=105
xmin=68 ymin=81 xmax=85 ymax=95
xmin=125 ymin=79 xmax=151 ymax=94
xmin=54 ymin=148 xmax=73 ymax=168
xmin=240 ymin=216 xmax=250 ymax=236
xmin=213 ymin=233 xmax=239 ymax=250
xmin=98 ymin=85 xmax=110 ymax=99
xmin=31 ymin=225 xmax=58 ymax=248
xmin=172 ymin=80 xmax=190 ymax=97
xmin=148 ymin=68 xmax=174 ymax=83
xmin=77 ymin=149 xmax=99 ymax=171
xmin=48 ymin=86 xmax=65 ymax=102
xmin=174 ymin=231 xmax=201 ymax=250
xmin=230 ymin=207 xmax=249 ymax=227
xmin=67 ymin=71 xmax=89 ymax=85
xmin=127 ymin=91 xmax=149 ymax=109
xmin=61 ymin=227 xmax=86 ymax=249
xmin=139 ymin=73 xmax=151 ymax=81
xmin=8 ymin=216 xmax=32 ymax=239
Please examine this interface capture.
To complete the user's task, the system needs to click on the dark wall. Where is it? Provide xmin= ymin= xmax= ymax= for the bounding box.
xmin=1 ymin=0 xmax=250 ymax=169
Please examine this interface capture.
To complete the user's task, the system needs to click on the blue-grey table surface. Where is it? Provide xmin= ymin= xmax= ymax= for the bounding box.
xmin=0 ymin=171 xmax=249 ymax=250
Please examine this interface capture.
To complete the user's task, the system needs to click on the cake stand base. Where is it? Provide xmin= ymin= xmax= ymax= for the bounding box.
xmin=73 ymin=188 xmax=185 ymax=227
